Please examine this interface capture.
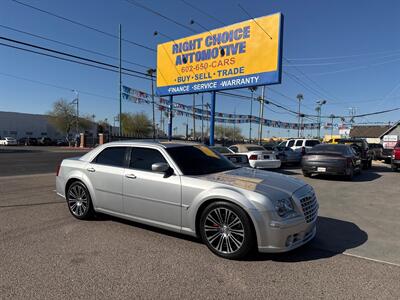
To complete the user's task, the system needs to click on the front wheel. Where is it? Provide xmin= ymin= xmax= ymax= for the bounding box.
xmin=199 ymin=202 xmax=255 ymax=259
xmin=66 ymin=181 xmax=94 ymax=220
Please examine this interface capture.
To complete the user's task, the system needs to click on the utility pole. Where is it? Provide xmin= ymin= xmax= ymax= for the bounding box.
xmin=258 ymin=86 xmax=265 ymax=145
xmin=330 ymin=114 xmax=335 ymax=139
xmin=70 ymin=90 xmax=80 ymax=138
xmin=248 ymin=87 xmax=257 ymax=142
xmin=192 ymin=94 xmax=196 ymax=140
xmin=118 ymin=24 xmax=122 ymax=136
xmin=201 ymin=93 xmax=204 ymax=143
xmin=147 ymin=68 xmax=157 ymax=139
xmin=316 ymin=100 xmax=327 ymax=139
xmin=296 ymin=93 xmax=303 ymax=138
xmin=233 ymin=106 xmax=236 ymax=143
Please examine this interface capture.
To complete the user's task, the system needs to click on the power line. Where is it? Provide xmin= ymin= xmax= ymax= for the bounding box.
xmin=0 ymin=24 xmax=152 ymax=69
xmin=286 ymin=49 xmax=400 ymax=61
xmin=237 ymin=4 xmax=272 ymax=39
xmin=123 ymin=0 xmax=197 ymax=34
xmin=179 ymin=0 xmax=226 ymax=26
xmin=0 ymin=35 xmax=152 ymax=78
xmin=0 ymin=71 xmax=118 ymax=101
xmin=10 ymin=0 xmax=156 ymax=52
xmin=0 ymin=41 xmax=151 ymax=81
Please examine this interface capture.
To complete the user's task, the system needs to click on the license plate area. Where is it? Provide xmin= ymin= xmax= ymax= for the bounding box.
xmin=317 ymin=167 xmax=326 ymax=172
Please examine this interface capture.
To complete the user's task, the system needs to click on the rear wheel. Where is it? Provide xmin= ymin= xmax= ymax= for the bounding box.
xmin=346 ymin=167 xmax=354 ymax=181
xmin=66 ymin=181 xmax=94 ymax=220
xmin=199 ymin=202 xmax=255 ymax=259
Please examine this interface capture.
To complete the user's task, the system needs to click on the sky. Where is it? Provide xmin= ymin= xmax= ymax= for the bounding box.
xmin=0 ymin=0 xmax=400 ymax=138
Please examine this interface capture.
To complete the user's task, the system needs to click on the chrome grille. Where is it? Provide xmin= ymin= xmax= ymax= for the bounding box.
xmin=300 ymin=193 xmax=318 ymax=223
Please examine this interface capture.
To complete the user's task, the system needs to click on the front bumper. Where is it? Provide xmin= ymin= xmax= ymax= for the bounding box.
xmin=392 ymin=159 xmax=400 ymax=166
xmin=302 ymin=164 xmax=347 ymax=176
xmin=257 ymin=216 xmax=317 ymax=253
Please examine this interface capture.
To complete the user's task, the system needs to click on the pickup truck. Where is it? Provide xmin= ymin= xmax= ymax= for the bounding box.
xmin=391 ymin=141 xmax=400 ymax=171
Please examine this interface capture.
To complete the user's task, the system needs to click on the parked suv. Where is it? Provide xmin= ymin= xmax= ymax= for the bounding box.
xmin=337 ymin=138 xmax=373 ymax=169
xmin=391 ymin=141 xmax=400 ymax=171
xmin=279 ymin=139 xmax=320 ymax=154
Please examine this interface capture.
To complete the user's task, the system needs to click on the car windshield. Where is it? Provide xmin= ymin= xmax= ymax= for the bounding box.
xmin=308 ymin=144 xmax=349 ymax=155
xmin=211 ymin=146 xmax=231 ymax=154
xmin=246 ymin=146 xmax=265 ymax=151
xmin=167 ymin=145 xmax=237 ymax=175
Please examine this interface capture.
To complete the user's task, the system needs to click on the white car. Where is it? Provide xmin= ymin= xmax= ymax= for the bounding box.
xmin=229 ymin=144 xmax=281 ymax=169
xmin=279 ymin=139 xmax=320 ymax=154
xmin=0 ymin=137 xmax=17 ymax=146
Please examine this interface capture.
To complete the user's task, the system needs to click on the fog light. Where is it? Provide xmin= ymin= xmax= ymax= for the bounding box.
xmin=286 ymin=235 xmax=294 ymax=246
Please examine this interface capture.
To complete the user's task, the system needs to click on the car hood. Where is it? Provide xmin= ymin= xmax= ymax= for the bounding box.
xmin=203 ymin=167 xmax=307 ymax=198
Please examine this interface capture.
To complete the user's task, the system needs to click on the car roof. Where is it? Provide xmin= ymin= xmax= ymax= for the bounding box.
xmin=101 ymin=140 xmax=200 ymax=149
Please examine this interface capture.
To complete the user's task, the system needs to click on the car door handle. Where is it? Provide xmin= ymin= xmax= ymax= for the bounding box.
xmin=87 ymin=167 xmax=95 ymax=172
xmin=125 ymin=174 xmax=136 ymax=179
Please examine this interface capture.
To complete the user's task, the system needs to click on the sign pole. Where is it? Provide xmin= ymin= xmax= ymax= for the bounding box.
xmin=258 ymin=86 xmax=265 ymax=145
xmin=209 ymin=91 xmax=216 ymax=146
xmin=168 ymin=95 xmax=173 ymax=141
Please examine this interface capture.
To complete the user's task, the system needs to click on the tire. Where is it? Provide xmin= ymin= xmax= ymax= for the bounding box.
xmin=302 ymin=171 xmax=311 ymax=177
xmin=362 ymin=161 xmax=368 ymax=170
xmin=66 ymin=181 xmax=94 ymax=220
xmin=199 ymin=201 xmax=255 ymax=259
xmin=346 ymin=167 xmax=354 ymax=181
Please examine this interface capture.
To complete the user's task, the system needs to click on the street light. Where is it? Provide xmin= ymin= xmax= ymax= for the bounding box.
xmin=316 ymin=100 xmax=327 ymax=139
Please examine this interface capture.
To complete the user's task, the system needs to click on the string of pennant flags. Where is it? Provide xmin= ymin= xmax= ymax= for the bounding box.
xmin=122 ymin=86 xmax=320 ymax=130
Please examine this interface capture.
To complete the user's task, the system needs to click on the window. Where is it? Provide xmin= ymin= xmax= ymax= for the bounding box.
xmin=305 ymin=140 xmax=320 ymax=147
xmin=246 ymin=146 xmax=265 ymax=151
xmin=129 ymin=147 xmax=167 ymax=171
xmin=295 ymin=140 xmax=303 ymax=146
xmin=167 ymin=146 xmax=236 ymax=175
xmin=229 ymin=146 xmax=238 ymax=153
xmin=287 ymin=140 xmax=295 ymax=147
xmin=94 ymin=147 xmax=127 ymax=167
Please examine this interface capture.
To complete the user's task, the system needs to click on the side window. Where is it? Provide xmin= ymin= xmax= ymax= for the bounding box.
xmin=230 ymin=146 xmax=238 ymax=153
xmin=94 ymin=147 xmax=127 ymax=167
xmin=288 ymin=140 xmax=295 ymax=147
xmin=130 ymin=147 xmax=167 ymax=171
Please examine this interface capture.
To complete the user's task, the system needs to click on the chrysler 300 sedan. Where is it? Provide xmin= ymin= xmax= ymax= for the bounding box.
xmin=56 ymin=141 xmax=318 ymax=259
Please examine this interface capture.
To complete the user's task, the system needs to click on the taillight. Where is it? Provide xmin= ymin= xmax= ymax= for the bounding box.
xmin=56 ymin=164 xmax=61 ymax=176
xmin=249 ymin=155 xmax=258 ymax=160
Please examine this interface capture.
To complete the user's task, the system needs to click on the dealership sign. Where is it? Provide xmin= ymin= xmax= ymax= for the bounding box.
xmin=156 ymin=13 xmax=283 ymax=96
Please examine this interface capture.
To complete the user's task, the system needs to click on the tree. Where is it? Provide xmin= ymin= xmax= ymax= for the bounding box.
xmin=48 ymin=99 xmax=95 ymax=144
xmin=214 ymin=125 xmax=243 ymax=141
xmin=47 ymin=99 xmax=76 ymax=140
xmin=120 ymin=112 xmax=152 ymax=138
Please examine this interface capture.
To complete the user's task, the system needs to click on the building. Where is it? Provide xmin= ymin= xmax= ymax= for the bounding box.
xmin=349 ymin=124 xmax=392 ymax=144
xmin=0 ymin=111 xmax=96 ymax=140
xmin=379 ymin=121 xmax=400 ymax=149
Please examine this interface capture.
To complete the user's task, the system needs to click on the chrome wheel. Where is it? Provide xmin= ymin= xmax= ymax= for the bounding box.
xmin=204 ymin=207 xmax=245 ymax=254
xmin=68 ymin=184 xmax=89 ymax=217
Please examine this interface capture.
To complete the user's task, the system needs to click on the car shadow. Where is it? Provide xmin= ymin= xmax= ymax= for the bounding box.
xmin=246 ymin=216 xmax=368 ymax=262
xmin=310 ymin=170 xmax=381 ymax=182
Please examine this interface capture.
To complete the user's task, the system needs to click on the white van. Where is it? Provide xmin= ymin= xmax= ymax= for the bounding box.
xmin=278 ymin=139 xmax=320 ymax=153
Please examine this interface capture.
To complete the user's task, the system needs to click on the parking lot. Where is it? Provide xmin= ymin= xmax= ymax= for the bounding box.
xmin=1 ymin=147 xmax=399 ymax=299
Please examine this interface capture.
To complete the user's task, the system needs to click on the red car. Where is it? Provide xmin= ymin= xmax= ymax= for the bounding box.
xmin=392 ymin=141 xmax=400 ymax=171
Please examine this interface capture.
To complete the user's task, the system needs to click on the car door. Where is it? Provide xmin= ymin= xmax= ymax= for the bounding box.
xmin=86 ymin=146 xmax=127 ymax=213
xmin=123 ymin=146 xmax=181 ymax=228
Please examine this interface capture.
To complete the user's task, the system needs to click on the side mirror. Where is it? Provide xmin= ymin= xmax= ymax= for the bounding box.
xmin=151 ymin=162 xmax=170 ymax=173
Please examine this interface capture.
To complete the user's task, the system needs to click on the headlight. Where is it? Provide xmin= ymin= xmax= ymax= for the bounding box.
xmin=273 ymin=197 xmax=297 ymax=218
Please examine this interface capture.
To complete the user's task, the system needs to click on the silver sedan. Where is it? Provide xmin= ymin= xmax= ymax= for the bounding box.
xmin=56 ymin=141 xmax=318 ymax=259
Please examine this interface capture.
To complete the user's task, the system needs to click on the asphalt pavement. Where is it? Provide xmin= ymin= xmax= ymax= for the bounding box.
xmin=0 ymin=146 xmax=88 ymax=176
xmin=0 ymin=150 xmax=399 ymax=299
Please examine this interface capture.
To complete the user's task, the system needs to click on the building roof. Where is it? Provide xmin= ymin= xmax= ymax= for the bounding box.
xmin=379 ymin=121 xmax=400 ymax=138
xmin=349 ymin=125 xmax=391 ymax=138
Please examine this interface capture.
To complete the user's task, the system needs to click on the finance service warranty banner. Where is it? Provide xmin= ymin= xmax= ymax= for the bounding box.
xmin=156 ymin=13 xmax=283 ymax=96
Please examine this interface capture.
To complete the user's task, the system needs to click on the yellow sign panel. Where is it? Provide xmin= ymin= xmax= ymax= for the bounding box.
xmin=156 ymin=13 xmax=283 ymax=96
